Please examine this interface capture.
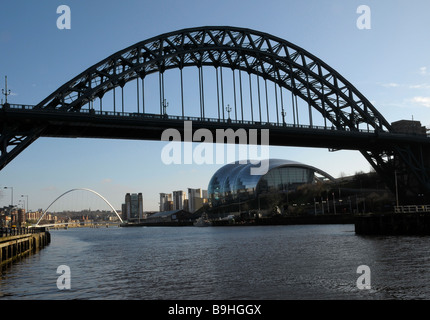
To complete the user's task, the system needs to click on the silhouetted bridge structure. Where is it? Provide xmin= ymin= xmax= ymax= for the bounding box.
xmin=1 ymin=26 xmax=430 ymax=203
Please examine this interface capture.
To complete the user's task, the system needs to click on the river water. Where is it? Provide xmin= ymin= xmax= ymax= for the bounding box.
xmin=1 ymin=224 xmax=430 ymax=300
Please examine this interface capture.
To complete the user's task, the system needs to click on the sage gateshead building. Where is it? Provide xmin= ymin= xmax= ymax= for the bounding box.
xmin=208 ymin=159 xmax=335 ymax=207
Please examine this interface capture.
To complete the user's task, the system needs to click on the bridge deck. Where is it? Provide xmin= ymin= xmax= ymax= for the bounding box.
xmin=2 ymin=103 xmax=429 ymax=151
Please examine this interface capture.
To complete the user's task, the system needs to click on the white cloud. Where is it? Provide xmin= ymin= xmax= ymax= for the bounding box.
xmin=419 ymin=66 xmax=428 ymax=75
xmin=382 ymin=82 xmax=400 ymax=88
xmin=411 ymin=96 xmax=430 ymax=108
xmin=409 ymin=83 xmax=430 ymax=89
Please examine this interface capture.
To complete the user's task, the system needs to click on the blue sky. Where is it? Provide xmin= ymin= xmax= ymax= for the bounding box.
xmin=1 ymin=0 xmax=430 ymax=211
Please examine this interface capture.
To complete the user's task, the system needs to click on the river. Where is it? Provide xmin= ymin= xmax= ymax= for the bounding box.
xmin=1 ymin=224 xmax=430 ymax=300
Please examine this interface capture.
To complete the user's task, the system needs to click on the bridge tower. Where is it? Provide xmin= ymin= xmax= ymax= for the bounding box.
xmin=391 ymin=120 xmax=430 ymax=204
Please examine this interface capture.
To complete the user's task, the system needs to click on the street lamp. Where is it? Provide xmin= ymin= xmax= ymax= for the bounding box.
xmin=2 ymin=76 xmax=11 ymax=104
xmin=332 ymin=192 xmax=336 ymax=214
xmin=394 ymin=170 xmax=399 ymax=208
xmin=226 ymin=104 xmax=232 ymax=120
xmin=21 ymin=195 xmax=29 ymax=212
xmin=163 ymin=99 xmax=169 ymax=115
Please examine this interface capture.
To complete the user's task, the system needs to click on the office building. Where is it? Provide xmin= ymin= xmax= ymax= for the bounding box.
xmin=172 ymin=190 xmax=187 ymax=210
xmin=124 ymin=193 xmax=144 ymax=221
xmin=160 ymin=193 xmax=172 ymax=212
xmin=187 ymin=188 xmax=207 ymax=213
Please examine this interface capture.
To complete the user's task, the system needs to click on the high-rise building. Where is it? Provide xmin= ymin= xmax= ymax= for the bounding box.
xmin=159 ymin=193 xmax=172 ymax=212
xmin=188 ymin=188 xmax=205 ymax=213
xmin=121 ymin=203 xmax=126 ymax=221
xmin=183 ymin=199 xmax=189 ymax=212
xmin=124 ymin=193 xmax=144 ymax=221
xmin=172 ymin=190 xmax=187 ymax=210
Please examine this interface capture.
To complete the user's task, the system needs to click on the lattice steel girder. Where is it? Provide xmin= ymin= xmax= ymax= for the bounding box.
xmin=34 ymin=26 xmax=391 ymax=133
xmin=393 ymin=144 xmax=430 ymax=189
xmin=0 ymin=127 xmax=44 ymax=171
xmin=361 ymin=142 xmax=430 ymax=201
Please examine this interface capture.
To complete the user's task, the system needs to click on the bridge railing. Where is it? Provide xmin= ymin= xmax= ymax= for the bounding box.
xmin=3 ymin=103 xmax=430 ymax=137
xmin=1 ymin=103 xmax=35 ymax=110
xmin=2 ymin=103 xmax=380 ymax=134
xmin=394 ymin=205 xmax=430 ymax=213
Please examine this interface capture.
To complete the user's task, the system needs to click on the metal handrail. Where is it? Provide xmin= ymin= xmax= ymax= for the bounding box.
xmin=0 ymin=226 xmax=46 ymax=238
xmin=394 ymin=205 xmax=430 ymax=213
xmin=1 ymin=103 xmax=381 ymax=134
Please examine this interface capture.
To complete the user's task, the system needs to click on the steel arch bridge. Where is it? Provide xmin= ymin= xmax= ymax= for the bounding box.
xmin=35 ymin=188 xmax=123 ymax=226
xmin=1 ymin=26 xmax=430 ymax=202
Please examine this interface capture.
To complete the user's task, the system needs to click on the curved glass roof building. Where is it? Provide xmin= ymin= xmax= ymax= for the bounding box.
xmin=208 ymin=159 xmax=335 ymax=206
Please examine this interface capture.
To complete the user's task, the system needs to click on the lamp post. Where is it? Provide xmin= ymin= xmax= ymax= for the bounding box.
xmin=2 ymin=76 xmax=11 ymax=104
xmin=281 ymin=107 xmax=286 ymax=126
xmin=321 ymin=196 xmax=324 ymax=214
xmin=163 ymin=99 xmax=169 ymax=115
xmin=21 ymin=195 xmax=29 ymax=212
xmin=332 ymin=192 xmax=336 ymax=214
xmin=326 ymin=194 xmax=330 ymax=214
xmin=226 ymin=104 xmax=232 ymax=120
xmin=394 ymin=170 xmax=399 ymax=208
xmin=348 ymin=196 xmax=352 ymax=214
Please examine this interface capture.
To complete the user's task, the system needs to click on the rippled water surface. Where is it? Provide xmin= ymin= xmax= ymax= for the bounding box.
xmin=1 ymin=224 xmax=430 ymax=300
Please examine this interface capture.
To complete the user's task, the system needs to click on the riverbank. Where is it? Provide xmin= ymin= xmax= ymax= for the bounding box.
xmin=212 ymin=214 xmax=354 ymax=226
xmin=121 ymin=221 xmax=193 ymax=227
xmin=120 ymin=214 xmax=355 ymax=227
xmin=0 ymin=228 xmax=50 ymax=267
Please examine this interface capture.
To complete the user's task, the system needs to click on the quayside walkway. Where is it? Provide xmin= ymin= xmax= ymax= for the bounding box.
xmin=0 ymin=227 xmax=50 ymax=266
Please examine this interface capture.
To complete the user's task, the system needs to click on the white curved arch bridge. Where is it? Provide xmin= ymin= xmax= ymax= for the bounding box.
xmin=34 ymin=188 xmax=123 ymax=227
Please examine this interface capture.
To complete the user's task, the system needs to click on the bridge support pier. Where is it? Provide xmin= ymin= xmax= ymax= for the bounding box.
xmin=355 ymin=213 xmax=430 ymax=235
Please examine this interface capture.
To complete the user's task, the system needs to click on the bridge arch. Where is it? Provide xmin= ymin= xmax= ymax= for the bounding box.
xmin=35 ymin=188 xmax=123 ymax=226
xmin=2 ymin=26 xmax=429 ymax=202
xmin=36 ymin=26 xmax=391 ymax=133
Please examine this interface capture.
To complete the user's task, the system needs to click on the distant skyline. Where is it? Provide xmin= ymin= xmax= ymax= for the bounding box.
xmin=1 ymin=0 xmax=430 ymax=211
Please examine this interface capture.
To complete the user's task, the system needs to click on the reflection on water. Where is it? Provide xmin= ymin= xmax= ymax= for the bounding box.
xmin=1 ymin=224 xmax=430 ymax=299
